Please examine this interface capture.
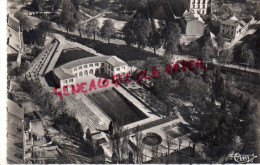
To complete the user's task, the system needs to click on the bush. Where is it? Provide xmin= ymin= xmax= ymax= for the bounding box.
xmin=53 ymin=113 xmax=84 ymax=139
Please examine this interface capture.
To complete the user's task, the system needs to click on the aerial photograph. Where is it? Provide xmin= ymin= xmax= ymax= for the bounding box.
xmin=6 ymin=0 xmax=260 ymax=164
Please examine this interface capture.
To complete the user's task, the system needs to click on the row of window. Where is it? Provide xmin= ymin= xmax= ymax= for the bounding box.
xmin=222 ymin=29 xmax=238 ymax=35
xmin=64 ymin=79 xmax=74 ymax=84
xmin=223 ymin=24 xmax=235 ymax=29
xmin=73 ymin=63 xmax=105 ymax=72
xmin=191 ymin=0 xmax=206 ymax=4
xmin=192 ymin=4 xmax=206 ymax=8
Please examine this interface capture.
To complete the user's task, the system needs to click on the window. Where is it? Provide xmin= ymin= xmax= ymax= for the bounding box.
xmin=69 ymin=79 xmax=73 ymax=82
xmin=84 ymin=65 xmax=88 ymax=68
xmin=95 ymin=63 xmax=99 ymax=66
xmin=79 ymin=66 xmax=82 ymax=70
xmin=223 ymin=29 xmax=224 ymax=33
xmin=232 ymin=26 xmax=234 ymax=29
xmin=121 ymin=66 xmax=125 ymax=70
xmin=63 ymin=80 xmax=67 ymax=83
xmin=108 ymin=65 xmax=110 ymax=69
xmin=227 ymin=30 xmax=229 ymax=34
xmin=101 ymin=63 xmax=105 ymax=66
xmin=9 ymin=34 xmax=12 ymax=37
xmin=231 ymin=31 xmax=233 ymax=35
xmin=79 ymin=72 xmax=83 ymax=76
xmin=89 ymin=69 xmax=93 ymax=74
xmin=74 ymin=68 xmax=77 ymax=71
xmin=193 ymin=5 xmax=195 ymax=8
xmin=84 ymin=70 xmax=88 ymax=75
xmin=75 ymin=73 xmax=78 ymax=77
xmin=89 ymin=64 xmax=93 ymax=67
xmin=101 ymin=68 xmax=105 ymax=73
xmin=116 ymin=68 xmax=120 ymax=71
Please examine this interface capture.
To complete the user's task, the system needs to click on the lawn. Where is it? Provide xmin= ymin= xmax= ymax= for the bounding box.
xmin=54 ymin=29 xmax=158 ymax=62
xmin=88 ymin=89 xmax=148 ymax=126
xmin=54 ymin=48 xmax=96 ymax=67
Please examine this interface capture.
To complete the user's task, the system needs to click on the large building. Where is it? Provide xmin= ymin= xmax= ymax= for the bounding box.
xmin=189 ymin=0 xmax=209 ymax=15
xmin=7 ymin=14 xmax=24 ymax=69
xmin=53 ymin=56 xmax=130 ymax=88
xmin=220 ymin=15 xmax=254 ymax=40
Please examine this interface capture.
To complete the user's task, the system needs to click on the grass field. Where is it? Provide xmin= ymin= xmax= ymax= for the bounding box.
xmin=88 ymin=89 xmax=148 ymax=126
xmin=55 ymin=48 xmax=96 ymax=67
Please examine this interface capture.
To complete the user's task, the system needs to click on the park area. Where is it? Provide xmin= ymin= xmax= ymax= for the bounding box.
xmin=88 ymin=89 xmax=148 ymax=126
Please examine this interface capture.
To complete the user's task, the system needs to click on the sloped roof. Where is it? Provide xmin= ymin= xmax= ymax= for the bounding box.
xmin=7 ymin=99 xmax=24 ymax=119
xmin=106 ymin=56 xmax=127 ymax=67
xmin=53 ymin=67 xmax=76 ymax=80
xmin=61 ymin=56 xmax=110 ymax=69
xmin=7 ymin=14 xmax=20 ymax=32
xmin=30 ymin=120 xmax=44 ymax=137
xmin=54 ymin=55 xmax=128 ymax=80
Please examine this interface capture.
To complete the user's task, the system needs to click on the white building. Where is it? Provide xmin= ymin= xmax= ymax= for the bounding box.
xmin=220 ymin=15 xmax=254 ymax=40
xmin=189 ymin=0 xmax=208 ymax=15
xmin=53 ymin=56 xmax=130 ymax=88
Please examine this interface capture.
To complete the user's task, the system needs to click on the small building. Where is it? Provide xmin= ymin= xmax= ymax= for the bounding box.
xmin=7 ymin=14 xmax=24 ymax=69
xmin=189 ymin=0 xmax=209 ymax=15
xmin=7 ymin=99 xmax=24 ymax=164
xmin=182 ymin=10 xmax=205 ymax=36
xmin=53 ymin=55 xmax=130 ymax=88
xmin=220 ymin=15 xmax=254 ymax=40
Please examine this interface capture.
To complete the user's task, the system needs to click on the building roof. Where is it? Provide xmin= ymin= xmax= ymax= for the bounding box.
xmin=54 ymin=55 xmax=128 ymax=80
xmin=106 ymin=56 xmax=127 ymax=67
xmin=53 ymin=67 xmax=76 ymax=80
xmin=183 ymin=10 xmax=205 ymax=23
xmin=61 ymin=56 xmax=110 ymax=69
xmin=7 ymin=14 xmax=20 ymax=32
xmin=7 ymin=99 xmax=24 ymax=119
xmin=30 ymin=120 xmax=45 ymax=137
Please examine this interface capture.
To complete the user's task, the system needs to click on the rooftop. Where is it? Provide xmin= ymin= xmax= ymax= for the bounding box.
xmin=54 ymin=55 xmax=128 ymax=80
xmin=7 ymin=99 xmax=24 ymax=119
xmin=7 ymin=14 xmax=20 ymax=32
xmin=30 ymin=120 xmax=45 ymax=137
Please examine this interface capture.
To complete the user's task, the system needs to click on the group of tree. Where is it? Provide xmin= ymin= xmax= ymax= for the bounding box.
xmin=23 ymin=20 xmax=52 ymax=46
xmin=122 ymin=14 xmax=181 ymax=56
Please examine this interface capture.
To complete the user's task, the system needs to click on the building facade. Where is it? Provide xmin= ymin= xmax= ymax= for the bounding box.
xmin=53 ymin=56 xmax=130 ymax=89
xmin=7 ymin=14 xmax=24 ymax=69
xmin=189 ymin=0 xmax=208 ymax=15
xmin=220 ymin=15 xmax=254 ymax=40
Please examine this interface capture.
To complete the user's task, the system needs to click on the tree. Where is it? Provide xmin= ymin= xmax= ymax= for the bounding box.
xmin=85 ymin=18 xmax=99 ymax=40
xmin=178 ymin=138 xmax=182 ymax=150
xmin=14 ymin=10 xmax=32 ymax=31
xmin=242 ymin=48 xmax=255 ymax=67
xmin=37 ymin=21 xmax=52 ymax=37
xmin=134 ymin=127 xmax=144 ymax=164
xmin=165 ymin=135 xmax=174 ymax=155
xmin=128 ymin=151 xmax=134 ymax=163
xmin=122 ymin=14 xmax=151 ymax=50
xmin=148 ymin=30 xmax=162 ymax=55
xmin=30 ymin=0 xmax=45 ymax=11
xmin=187 ymin=40 xmax=201 ymax=57
xmin=100 ymin=19 xmax=116 ymax=43
xmin=162 ymin=22 xmax=181 ymax=59
xmin=85 ymin=128 xmax=92 ymax=143
xmin=201 ymin=40 xmax=214 ymax=63
xmin=59 ymin=0 xmax=77 ymax=36
xmin=49 ymin=0 xmax=61 ymax=11
xmin=217 ymin=33 xmax=224 ymax=56
xmin=218 ymin=49 xmax=233 ymax=64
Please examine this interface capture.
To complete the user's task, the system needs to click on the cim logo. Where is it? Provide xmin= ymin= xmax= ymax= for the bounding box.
xmin=229 ymin=153 xmax=257 ymax=163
